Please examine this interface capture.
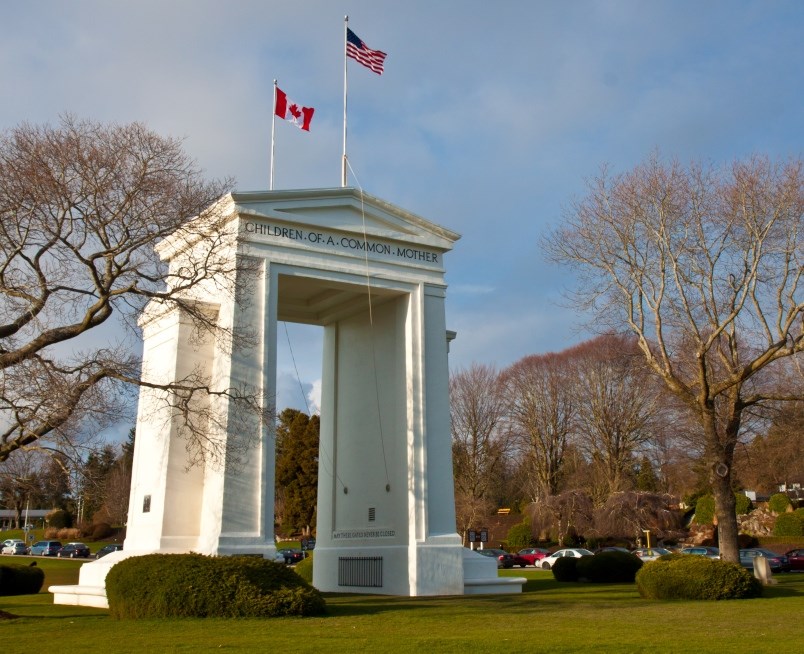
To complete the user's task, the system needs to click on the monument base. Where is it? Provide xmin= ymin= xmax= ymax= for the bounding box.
xmin=50 ymin=546 xmax=525 ymax=608
xmin=462 ymin=548 xmax=527 ymax=594
xmin=49 ymin=550 xmax=135 ymax=609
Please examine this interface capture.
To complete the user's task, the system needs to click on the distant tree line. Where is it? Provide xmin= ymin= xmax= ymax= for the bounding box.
xmin=450 ymin=333 xmax=804 ymax=544
xmin=0 ymin=429 xmax=134 ymax=529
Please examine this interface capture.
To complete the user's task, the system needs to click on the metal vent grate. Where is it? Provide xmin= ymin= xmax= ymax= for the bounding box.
xmin=368 ymin=507 xmax=376 ymax=521
xmin=338 ymin=556 xmax=383 ymax=587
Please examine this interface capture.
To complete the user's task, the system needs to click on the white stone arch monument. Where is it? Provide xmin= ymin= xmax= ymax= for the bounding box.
xmin=51 ymin=188 xmax=521 ymax=607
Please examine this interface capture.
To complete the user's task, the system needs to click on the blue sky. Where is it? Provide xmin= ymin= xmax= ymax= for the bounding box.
xmin=2 ymin=1 xmax=802 ymax=415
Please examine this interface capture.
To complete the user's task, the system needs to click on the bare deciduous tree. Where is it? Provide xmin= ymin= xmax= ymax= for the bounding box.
xmin=501 ymin=352 xmax=576 ymax=501
xmin=571 ymin=334 xmax=664 ymax=502
xmin=735 ymin=402 xmax=804 ymax=493
xmin=450 ymin=364 xmax=510 ymax=533
xmin=530 ymin=489 xmax=594 ymax=546
xmin=593 ymin=491 xmax=684 ymax=544
xmin=544 ymin=153 xmax=804 ymax=562
xmin=0 ymin=449 xmax=47 ymax=527
xmin=0 ymin=116 xmax=266 ymax=465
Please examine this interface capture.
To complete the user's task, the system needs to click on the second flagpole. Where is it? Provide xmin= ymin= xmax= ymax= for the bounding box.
xmin=270 ymin=79 xmax=277 ymax=190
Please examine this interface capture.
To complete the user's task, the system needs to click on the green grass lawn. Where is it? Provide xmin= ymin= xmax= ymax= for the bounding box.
xmin=1 ymin=562 xmax=802 ymax=653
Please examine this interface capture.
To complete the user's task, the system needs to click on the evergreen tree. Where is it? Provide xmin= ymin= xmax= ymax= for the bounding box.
xmin=636 ymin=456 xmax=659 ymax=492
xmin=275 ymin=409 xmax=319 ymax=535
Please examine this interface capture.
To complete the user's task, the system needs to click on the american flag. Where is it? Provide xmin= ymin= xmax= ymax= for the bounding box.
xmin=346 ymin=27 xmax=387 ymax=75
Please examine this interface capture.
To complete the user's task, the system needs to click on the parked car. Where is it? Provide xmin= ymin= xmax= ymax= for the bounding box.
xmin=277 ymin=548 xmax=305 ymax=565
xmin=739 ymin=548 xmax=789 ymax=572
xmin=1 ymin=539 xmax=26 ymax=554
xmin=784 ymin=548 xmax=804 ymax=571
xmin=29 ymin=540 xmax=62 ymax=556
xmin=633 ymin=547 xmax=672 ymax=562
xmin=509 ymin=552 xmax=530 ymax=568
xmin=540 ymin=548 xmax=594 ymax=570
xmin=57 ymin=542 xmax=91 ymax=558
xmin=517 ymin=548 xmax=550 ymax=566
xmin=476 ymin=548 xmax=516 ymax=569
xmin=680 ymin=546 xmax=720 ymax=559
xmin=2 ymin=541 xmax=28 ymax=555
xmin=95 ymin=543 xmax=123 ymax=559
xmin=596 ymin=546 xmax=633 ymax=555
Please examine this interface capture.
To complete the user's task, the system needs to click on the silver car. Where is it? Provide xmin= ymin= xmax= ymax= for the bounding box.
xmin=1 ymin=541 xmax=28 ymax=555
xmin=680 ymin=546 xmax=720 ymax=559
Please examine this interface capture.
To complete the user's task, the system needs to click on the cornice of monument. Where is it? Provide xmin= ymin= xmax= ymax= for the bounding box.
xmin=230 ymin=187 xmax=461 ymax=249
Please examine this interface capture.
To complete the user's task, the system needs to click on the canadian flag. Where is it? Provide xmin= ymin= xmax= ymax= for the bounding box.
xmin=275 ymin=87 xmax=314 ymax=131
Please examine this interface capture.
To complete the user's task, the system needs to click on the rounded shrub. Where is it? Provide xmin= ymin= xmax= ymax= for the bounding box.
xmin=105 ymin=553 xmax=326 ymax=619
xmin=693 ymin=494 xmax=715 ymax=524
xmin=294 ymin=553 xmax=313 ymax=584
xmin=578 ymin=550 xmax=643 ymax=583
xmin=734 ymin=493 xmax=753 ymax=516
xmin=636 ymin=555 xmax=761 ymax=600
xmin=768 ymin=493 xmax=792 ymax=514
xmin=773 ymin=512 xmax=804 ymax=537
xmin=89 ymin=522 xmax=114 ymax=540
xmin=551 ymin=556 xmax=582 ymax=582
xmin=0 ymin=563 xmax=45 ymax=596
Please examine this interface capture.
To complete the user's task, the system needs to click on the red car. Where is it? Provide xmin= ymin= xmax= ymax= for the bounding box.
xmin=517 ymin=548 xmax=550 ymax=566
xmin=784 ymin=548 xmax=804 ymax=571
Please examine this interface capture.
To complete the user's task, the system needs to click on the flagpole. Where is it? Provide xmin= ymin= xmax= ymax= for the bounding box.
xmin=342 ymin=15 xmax=349 ymax=187
xmin=271 ymin=79 xmax=277 ymax=190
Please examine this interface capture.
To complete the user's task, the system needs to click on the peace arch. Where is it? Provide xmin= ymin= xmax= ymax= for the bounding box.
xmin=51 ymin=188 xmax=523 ymax=606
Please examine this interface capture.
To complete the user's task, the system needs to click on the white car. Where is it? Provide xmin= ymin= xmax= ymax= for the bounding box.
xmin=633 ymin=547 xmax=672 ymax=562
xmin=1 ymin=539 xmax=26 ymax=555
xmin=539 ymin=548 xmax=594 ymax=569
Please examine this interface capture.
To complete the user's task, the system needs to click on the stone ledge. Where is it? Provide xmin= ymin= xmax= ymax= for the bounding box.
xmin=463 ymin=576 xmax=527 ymax=595
xmin=48 ymin=584 xmax=109 ymax=609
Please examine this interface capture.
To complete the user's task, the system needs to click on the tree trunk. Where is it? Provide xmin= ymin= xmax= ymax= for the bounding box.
xmin=711 ymin=466 xmax=739 ymax=562
xmin=702 ymin=400 xmax=741 ymax=563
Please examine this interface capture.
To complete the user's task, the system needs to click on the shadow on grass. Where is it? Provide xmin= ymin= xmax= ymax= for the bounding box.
xmin=321 ymin=584 xmax=566 ymax=618
xmin=761 ymin=577 xmax=804 ymax=598
xmin=3 ymin=570 xmax=800 ymax=623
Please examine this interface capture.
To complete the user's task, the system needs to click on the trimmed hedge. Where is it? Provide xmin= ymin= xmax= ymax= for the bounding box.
xmin=551 ymin=556 xmax=582 ymax=582
xmin=105 ymin=553 xmax=326 ymax=619
xmin=774 ymin=512 xmax=804 ymax=537
xmin=0 ymin=563 xmax=45 ymax=596
xmin=294 ymin=552 xmax=313 ymax=583
xmin=693 ymin=495 xmax=715 ymax=524
xmin=636 ymin=555 xmax=761 ymax=600
xmin=768 ymin=493 xmax=792 ymax=514
xmin=693 ymin=493 xmax=753 ymax=524
xmin=577 ymin=551 xmax=643 ymax=583
xmin=735 ymin=493 xmax=753 ymax=515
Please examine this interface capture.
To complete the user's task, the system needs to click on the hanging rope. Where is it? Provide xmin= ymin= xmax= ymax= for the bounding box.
xmin=345 ymin=160 xmax=391 ymax=490
xmin=281 ymin=321 xmax=345 ymax=491
xmin=282 ymin=321 xmax=312 ymax=415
